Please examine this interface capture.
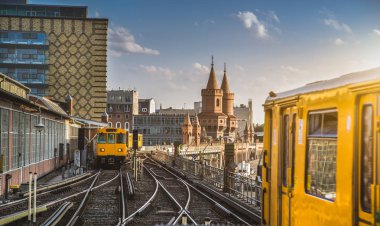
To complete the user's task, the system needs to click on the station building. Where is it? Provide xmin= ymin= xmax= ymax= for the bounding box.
xmin=0 ymin=72 xmax=67 ymax=195
xmin=0 ymin=0 xmax=108 ymax=121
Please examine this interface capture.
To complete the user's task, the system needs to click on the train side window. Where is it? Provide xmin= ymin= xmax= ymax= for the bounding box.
xmin=306 ymin=110 xmax=337 ymax=201
xmin=361 ymin=105 xmax=373 ymax=213
xmin=116 ymin=133 xmax=126 ymax=144
xmin=98 ymin=133 xmax=106 ymax=144
xmin=108 ymin=133 xmax=115 ymax=144
xmin=282 ymin=114 xmax=289 ymax=186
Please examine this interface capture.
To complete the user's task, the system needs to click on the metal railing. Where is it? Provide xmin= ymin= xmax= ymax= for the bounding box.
xmin=153 ymin=151 xmax=262 ymax=209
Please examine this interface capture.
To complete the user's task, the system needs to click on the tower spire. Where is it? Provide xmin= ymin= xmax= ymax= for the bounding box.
xmin=206 ymin=55 xmax=218 ymax=89
xmin=221 ymin=63 xmax=230 ymax=93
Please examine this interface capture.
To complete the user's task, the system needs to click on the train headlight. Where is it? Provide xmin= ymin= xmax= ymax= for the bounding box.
xmin=118 ymin=148 xmax=122 ymax=152
xmin=100 ymin=148 xmax=105 ymax=152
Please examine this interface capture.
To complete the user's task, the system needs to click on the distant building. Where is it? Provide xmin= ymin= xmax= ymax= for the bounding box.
xmin=234 ymin=99 xmax=253 ymax=141
xmin=106 ymin=90 xmax=138 ymax=131
xmin=138 ymin=98 xmax=155 ymax=114
xmin=0 ymin=0 xmax=108 ymax=121
xmin=134 ymin=112 xmax=195 ymax=146
xmin=193 ymin=101 xmax=202 ymax=113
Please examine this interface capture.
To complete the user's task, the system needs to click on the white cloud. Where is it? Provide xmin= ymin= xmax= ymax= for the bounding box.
xmin=268 ymin=11 xmax=280 ymax=23
xmin=281 ymin=65 xmax=307 ymax=74
xmin=373 ymin=29 xmax=380 ymax=37
xmin=323 ymin=18 xmax=352 ymax=33
xmin=94 ymin=11 xmax=100 ymax=18
xmin=139 ymin=65 xmax=174 ymax=79
xmin=108 ymin=26 xmax=160 ymax=56
xmin=192 ymin=62 xmax=209 ymax=74
xmin=334 ymin=38 xmax=345 ymax=45
xmin=237 ymin=11 xmax=268 ymax=39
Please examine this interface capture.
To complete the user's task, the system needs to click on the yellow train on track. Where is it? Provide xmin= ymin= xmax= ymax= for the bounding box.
xmin=261 ymin=67 xmax=380 ymax=226
xmin=96 ymin=128 xmax=142 ymax=167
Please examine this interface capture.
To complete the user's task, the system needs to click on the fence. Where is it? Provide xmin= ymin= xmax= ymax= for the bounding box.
xmin=153 ymin=151 xmax=262 ymax=209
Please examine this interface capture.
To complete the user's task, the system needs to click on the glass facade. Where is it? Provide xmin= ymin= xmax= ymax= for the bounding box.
xmin=0 ymin=107 xmax=65 ymax=173
xmin=0 ymin=4 xmax=87 ymax=18
xmin=0 ymin=31 xmax=48 ymax=96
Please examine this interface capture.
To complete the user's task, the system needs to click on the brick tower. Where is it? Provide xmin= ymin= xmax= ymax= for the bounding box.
xmin=198 ymin=56 xmax=227 ymax=140
xmin=182 ymin=113 xmax=193 ymax=145
xmin=220 ymin=63 xmax=237 ymax=137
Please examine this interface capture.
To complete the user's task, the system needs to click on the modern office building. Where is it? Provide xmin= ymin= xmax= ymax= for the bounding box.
xmin=134 ymin=112 xmax=195 ymax=146
xmin=106 ymin=89 xmax=139 ymax=131
xmin=0 ymin=0 xmax=108 ymax=121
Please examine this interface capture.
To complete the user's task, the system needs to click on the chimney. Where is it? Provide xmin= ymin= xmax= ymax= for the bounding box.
xmin=101 ymin=109 xmax=109 ymax=124
xmin=65 ymin=95 xmax=73 ymax=115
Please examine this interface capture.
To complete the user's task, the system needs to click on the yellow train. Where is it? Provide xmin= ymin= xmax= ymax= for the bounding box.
xmin=261 ymin=67 xmax=380 ymax=226
xmin=96 ymin=128 xmax=143 ymax=166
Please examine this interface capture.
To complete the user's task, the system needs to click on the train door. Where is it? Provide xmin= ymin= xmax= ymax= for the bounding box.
xmin=357 ymin=94 xmax=379 ymax=226
xmin=279 ymin=107 xmax=297 ymax=226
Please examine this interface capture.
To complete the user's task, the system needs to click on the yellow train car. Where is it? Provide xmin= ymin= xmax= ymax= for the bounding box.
xmin=127 ymin=133 xmax=143 ymax=151
xmin=261 ymin=67 xmax=380 ymax=226
xmin=96 ymin=128 xmax=127 ymax=166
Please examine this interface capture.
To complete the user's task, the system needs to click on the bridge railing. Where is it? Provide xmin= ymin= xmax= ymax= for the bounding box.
xmin=153 ymin=151 xmax=262 ymax=209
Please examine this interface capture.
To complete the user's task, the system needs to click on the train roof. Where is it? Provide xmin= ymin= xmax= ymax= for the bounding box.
xmin=266 ymin=67 xmax=380 ymax=102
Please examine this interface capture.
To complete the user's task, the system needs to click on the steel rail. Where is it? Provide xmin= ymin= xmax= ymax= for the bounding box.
xmin=119 ymin=168 xmax=126 ymax=224
xmin=41 ymin=201 xmax=73 ymax=226
xmin=0 ymin=172 xmax=98 ymax=210
xmin=66 ymin=172 xmax=100 ymax=226
xmin=149 ymin=156 xmax=252 ymax=225
xmin=121 ymin=166 xmax=159 ymax=225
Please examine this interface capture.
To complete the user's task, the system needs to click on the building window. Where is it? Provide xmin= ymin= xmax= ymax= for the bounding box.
xmin=118 ymin=96 xmax=122 ymax=101
xmin=361 ymin=105 xmax=373 ymax=212
xmin=306 ymin=110 xmax=337 ymax=201
xmin=109 ymin=114 xmax=112 ymax=118
xmin=125 ymin=114 xmax=129 ymax=119
xmin=116 ymin=122 xmax=121 ymax=128
xmin=117 ymin=114 xmax=120 ymax=119
xmin=108 ymin=122 xmax=112 ymax=127
xmin=124 ymin=105 xmax=129 ymax=112
xmin=216 ymin=98 xmax=220 ymax=107
xmin=125 ymin=122 xmax=129 ymax=131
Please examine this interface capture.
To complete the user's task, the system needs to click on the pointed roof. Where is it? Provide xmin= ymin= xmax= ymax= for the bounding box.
xmin=221 ymin=63 xmax=230 ymax=93
xmin=183 ymin=113 xmax=192 ymax=126
xmin=193 ymin=114 xmax=200 ymax=126
xmin=206 ymin=56 xmax=218 ymax=89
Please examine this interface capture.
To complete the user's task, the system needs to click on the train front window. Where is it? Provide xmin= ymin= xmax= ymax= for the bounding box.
xmin=108 ymin=133 xmax=115 ymax=144
xmin=306 ymin=110 xmax=337 ymax=201
xmin=98 ymin=133 xmax=106 ymax=144
xmin=117 ymin=133 xmax=126 ymax=144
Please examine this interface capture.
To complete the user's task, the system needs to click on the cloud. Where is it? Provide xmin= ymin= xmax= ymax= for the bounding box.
xmin=94 ymin=11 xmax=100 ymax=18
xmin=237 ymin=11 xmax=268 ymax=39
xmin=139 ymin=65 xmax=175 ymax=79
xmin=323 ymin=18 xmax=352 ymax=33
xmin=334 ymin=38 xmax=345 ymax=45
xmin=281 ymin=65 xmax=307 ymax=74
xmin=108 ymin=26 xmax=160 ymax=56
xmin=192 ymin=62 xmax=209 ymax=74
xmin=373 ymin=29 xmax=380 ymax=37
xmin=268 ymin=11 xmax=280 ymax=23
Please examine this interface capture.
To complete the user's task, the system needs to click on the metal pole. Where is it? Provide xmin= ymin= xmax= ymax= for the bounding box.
xmin=33 ymin=173 xmax=37 ymax=225
xmin=28 ymin=172 xmax=32 ymax=223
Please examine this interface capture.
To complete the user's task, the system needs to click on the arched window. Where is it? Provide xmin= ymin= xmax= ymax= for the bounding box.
xmin=108 ymin=122 xmax=112 ymax=128
xmin=116 ymin=122 xmax=121 ymax=128
xmin=125 ymin=122 xmax=129 ymax=131
xmin=216 ymin=98 xmax=220 ymax=107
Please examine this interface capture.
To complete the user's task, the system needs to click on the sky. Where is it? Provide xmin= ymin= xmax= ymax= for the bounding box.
xmin=33 ymin=0 xmax=380 ymax=123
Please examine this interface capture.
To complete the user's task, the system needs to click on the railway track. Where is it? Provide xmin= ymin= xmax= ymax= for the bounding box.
xmin=0 ymin=172 xmax=99 ymax=225
xmin=121 ymin=157 xmax=252 ymax=225
xmin=77 ymin=170 xmax=120 ymax=225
